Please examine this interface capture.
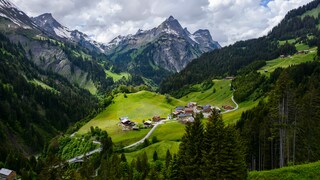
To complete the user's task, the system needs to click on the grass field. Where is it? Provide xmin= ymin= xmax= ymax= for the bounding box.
xmin=248 ymin=161 xmax=320 ymax=180
xmin=258 ymin=48 xmax=317 ymax=76
xmin=148 ymin=121 xmax=186 ymax=142
xmin=223 ymin=100 xmax=259 ymax=124
xmin=125 ymin=141 xmax=181 ymax=163
xmin=30 ymin=79 xmax=57 ymax=92
xmin=180 ymin=79 xmax=235 ymax=108
xmin=105 ymin=70 xmax=130 ymax=82
xmin=78 ymin=91 xmax=185 ymax=144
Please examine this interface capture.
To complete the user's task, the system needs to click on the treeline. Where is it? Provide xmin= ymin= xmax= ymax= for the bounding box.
xmin=0 ymin=32 xmax=99 ymax=167
xmin=237 ymin=62 xmax=320 ymax=170
xmin=159 ymin=37 xmax=279 ymax=95
xmin=270 ymin=0 xmax=320 ymax=40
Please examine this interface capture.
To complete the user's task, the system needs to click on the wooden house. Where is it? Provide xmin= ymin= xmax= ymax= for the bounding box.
xmin=0 ymin=168 xmax=16 ymax=180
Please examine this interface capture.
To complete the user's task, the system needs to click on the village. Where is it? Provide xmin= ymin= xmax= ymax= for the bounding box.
xmin=119 ymin=102 xmax=235 ymax=131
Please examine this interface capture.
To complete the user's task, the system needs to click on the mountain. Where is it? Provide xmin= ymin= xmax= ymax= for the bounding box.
xmin=32 ymin=13 xmax=105 ymax=53
xmin=160 ymin=0 xmax=320 ymax=95
xmin=0 ymin=0 xmax=117 ymax=167
xmin=0 ymin=0 xmax=37 ymax=29
xmin=105 ymin=16 xmax=220 ymax=74
xmin=0 ymin=1 xmax=114 ymax=94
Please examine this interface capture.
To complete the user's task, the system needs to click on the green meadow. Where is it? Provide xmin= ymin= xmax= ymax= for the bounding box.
xmin=258 ymin=47 xmax=317 ymax=76
xmin=78 ymin=91 xmax=185 ymax=144
xmin=180 ymin=79 xmax=235 ymax=108
xmin=125 ymin=141 xmax=181 ymax=163
xmin=248 ymin=161 xmax=320 ymax=180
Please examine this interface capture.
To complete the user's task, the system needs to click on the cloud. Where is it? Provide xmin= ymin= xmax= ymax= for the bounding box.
xmin=11 ymin=0 xmax=314 ymax=46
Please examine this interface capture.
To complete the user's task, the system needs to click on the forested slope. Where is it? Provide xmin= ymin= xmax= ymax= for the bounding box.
xmin=160 ymin=0 xmax=320 ymax=95
xmin=0 ymin=32 xmax=99 ymax=165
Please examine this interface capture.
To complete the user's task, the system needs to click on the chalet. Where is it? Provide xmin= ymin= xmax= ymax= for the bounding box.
xmin=0 ymin=168 xmax=16 ymax=180
xmin=153 ymin=115 xmax=161 ymax=122
xmin=175 ymin=106 xmax=185 ymax=111
xmin=119 ymin=117 xmax=136 ymax=130
xmin=203 ymin=105 xmax=212 ymax=113
xmin=152 ymin=115 xmax=165 ymax=122
xmin=187 ymin=102 xmax=197 ymax=108
xmin=184 ymin=107 xmax=194 ymax=114
xmin=144 ymin=120 xmax=153 ymax=128
xmin=225 ymin=76 xmax=235 ymax=80
xmin=178 ymin=114 xmax=194 ymax=123
xmin=173 ymin=106 xmax=185 ymax=117
xmin=132 ymin=126 xmax=139 ymax=131
xmin=212 ymin=106 xmax=221 ymax=113
xmin=223 ymin=105 xmax=234 ymax=110
xmin=178 ymin=113 xmax=192 ymax=120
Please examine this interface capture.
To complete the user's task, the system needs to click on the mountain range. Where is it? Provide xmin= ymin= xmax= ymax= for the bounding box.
xmin=105 ymin=16 xmax=221 ymax=72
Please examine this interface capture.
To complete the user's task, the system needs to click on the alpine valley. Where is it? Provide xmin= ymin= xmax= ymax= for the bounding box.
xmin=0 ymin=0 xmax=320 ymax=179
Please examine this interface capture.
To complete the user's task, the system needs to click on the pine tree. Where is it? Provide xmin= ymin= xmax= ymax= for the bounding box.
xmin=202 ymin=110 xmax=225 ymax=179
xmin=220 ymin=126 xmax=247 ymax=179
xmin=121 ymin=153 xmax=127 ymax=162
xmin=166 ymin=154 xmax=183 ymax=180
xmin=153 ymin=151 xmax=158 ymax=161
xmin=165 ymin=149 xmax=172 ymax=168
xmin=178 ymin=116 xmax=204 ymax=179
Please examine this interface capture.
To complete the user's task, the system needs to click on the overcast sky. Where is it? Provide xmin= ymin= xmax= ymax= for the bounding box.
xmin=11 ymin=0 xmax=313 ymax=46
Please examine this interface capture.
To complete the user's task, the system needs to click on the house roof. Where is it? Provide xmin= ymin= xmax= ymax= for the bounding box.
xmin=144 ymin=120 xmax=152 ymax=124
xmin=203 ymin=105 xmax=211 ymax=110
xmin=176 ymin=106 xmax=184 ymax=110
xmin=185 ymin=107 xmax=193 ymax=111
xmin=0 ymin=168 xmax=13 ymax=176
xmin=178 ymin=114 xmax=192 ymax=118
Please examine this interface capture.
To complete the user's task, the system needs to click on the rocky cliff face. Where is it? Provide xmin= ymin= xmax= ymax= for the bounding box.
xmin=0 ymin=1 xmax=110 ymax=93
xmin=32 ymin=13 xmax=105 ymax=53
xmin=105 ymin=16 xmax=221 ymax=72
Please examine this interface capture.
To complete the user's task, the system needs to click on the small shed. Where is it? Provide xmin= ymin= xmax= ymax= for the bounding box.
xmin=0 ymin=168 xmax=16 ymax=180
xmin=144 ymin=120 xmax=153 ymax=128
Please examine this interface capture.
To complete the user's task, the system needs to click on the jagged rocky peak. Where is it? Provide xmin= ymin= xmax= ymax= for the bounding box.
xmin=157 ymin=15 xmax=185 ymax=36
xmin=0 ymin=0 xmax=37 ymax=29
xmin=33 ymin=13 xmax=63 ymax=28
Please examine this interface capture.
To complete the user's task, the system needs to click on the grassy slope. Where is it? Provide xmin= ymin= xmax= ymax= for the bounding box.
xmin=257 ymin=47 xmax=317 ymax=76
xmin=180 ymin=79 xmax=234 ymax=108
xmin=248 ymin=161 xmax=320 ymax=180
xmin=78 ymin=91 xmax=185 ymax=145
xmin=105 ymin=70 xmax=130 ymax=82
xmin=223 ymin=100 xmax=259 ymax=124
xmin=125 ymin=141 xmax=181 ymax=163
xmin=148 ymin=121 xmax=186 ymax=142
xmin=301 ymin=5 xmax=320 ymax=19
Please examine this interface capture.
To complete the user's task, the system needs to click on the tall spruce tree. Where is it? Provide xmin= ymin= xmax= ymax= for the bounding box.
xmin=178 ymin=116 xmax=204 ymax=179
xmin=202 ymin=110 xmax=225 ymax=178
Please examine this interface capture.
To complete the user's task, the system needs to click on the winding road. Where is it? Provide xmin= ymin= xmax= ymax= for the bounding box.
xmin=66 ymin=95 xmax=239 ymax=163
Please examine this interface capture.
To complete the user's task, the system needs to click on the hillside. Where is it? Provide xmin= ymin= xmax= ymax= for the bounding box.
xmin=248 ymin=161 xmax=320 ymax=179
xmin=78 ymin=91 xmax=185 ymax=145
xmin=0 ymin=32 xmax=98 ymax=163
xmin=160 ymin=0 xmax=320 ymax=95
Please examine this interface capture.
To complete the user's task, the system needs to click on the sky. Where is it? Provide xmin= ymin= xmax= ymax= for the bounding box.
xmin=11 ymin=0 xmax=314 ymax=46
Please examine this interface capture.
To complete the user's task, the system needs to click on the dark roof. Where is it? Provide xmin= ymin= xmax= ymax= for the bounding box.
xmin=178 ymin=114 xmax=192 ymax=118
xmin=176 ymin=106 xmax=184 ymax=110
